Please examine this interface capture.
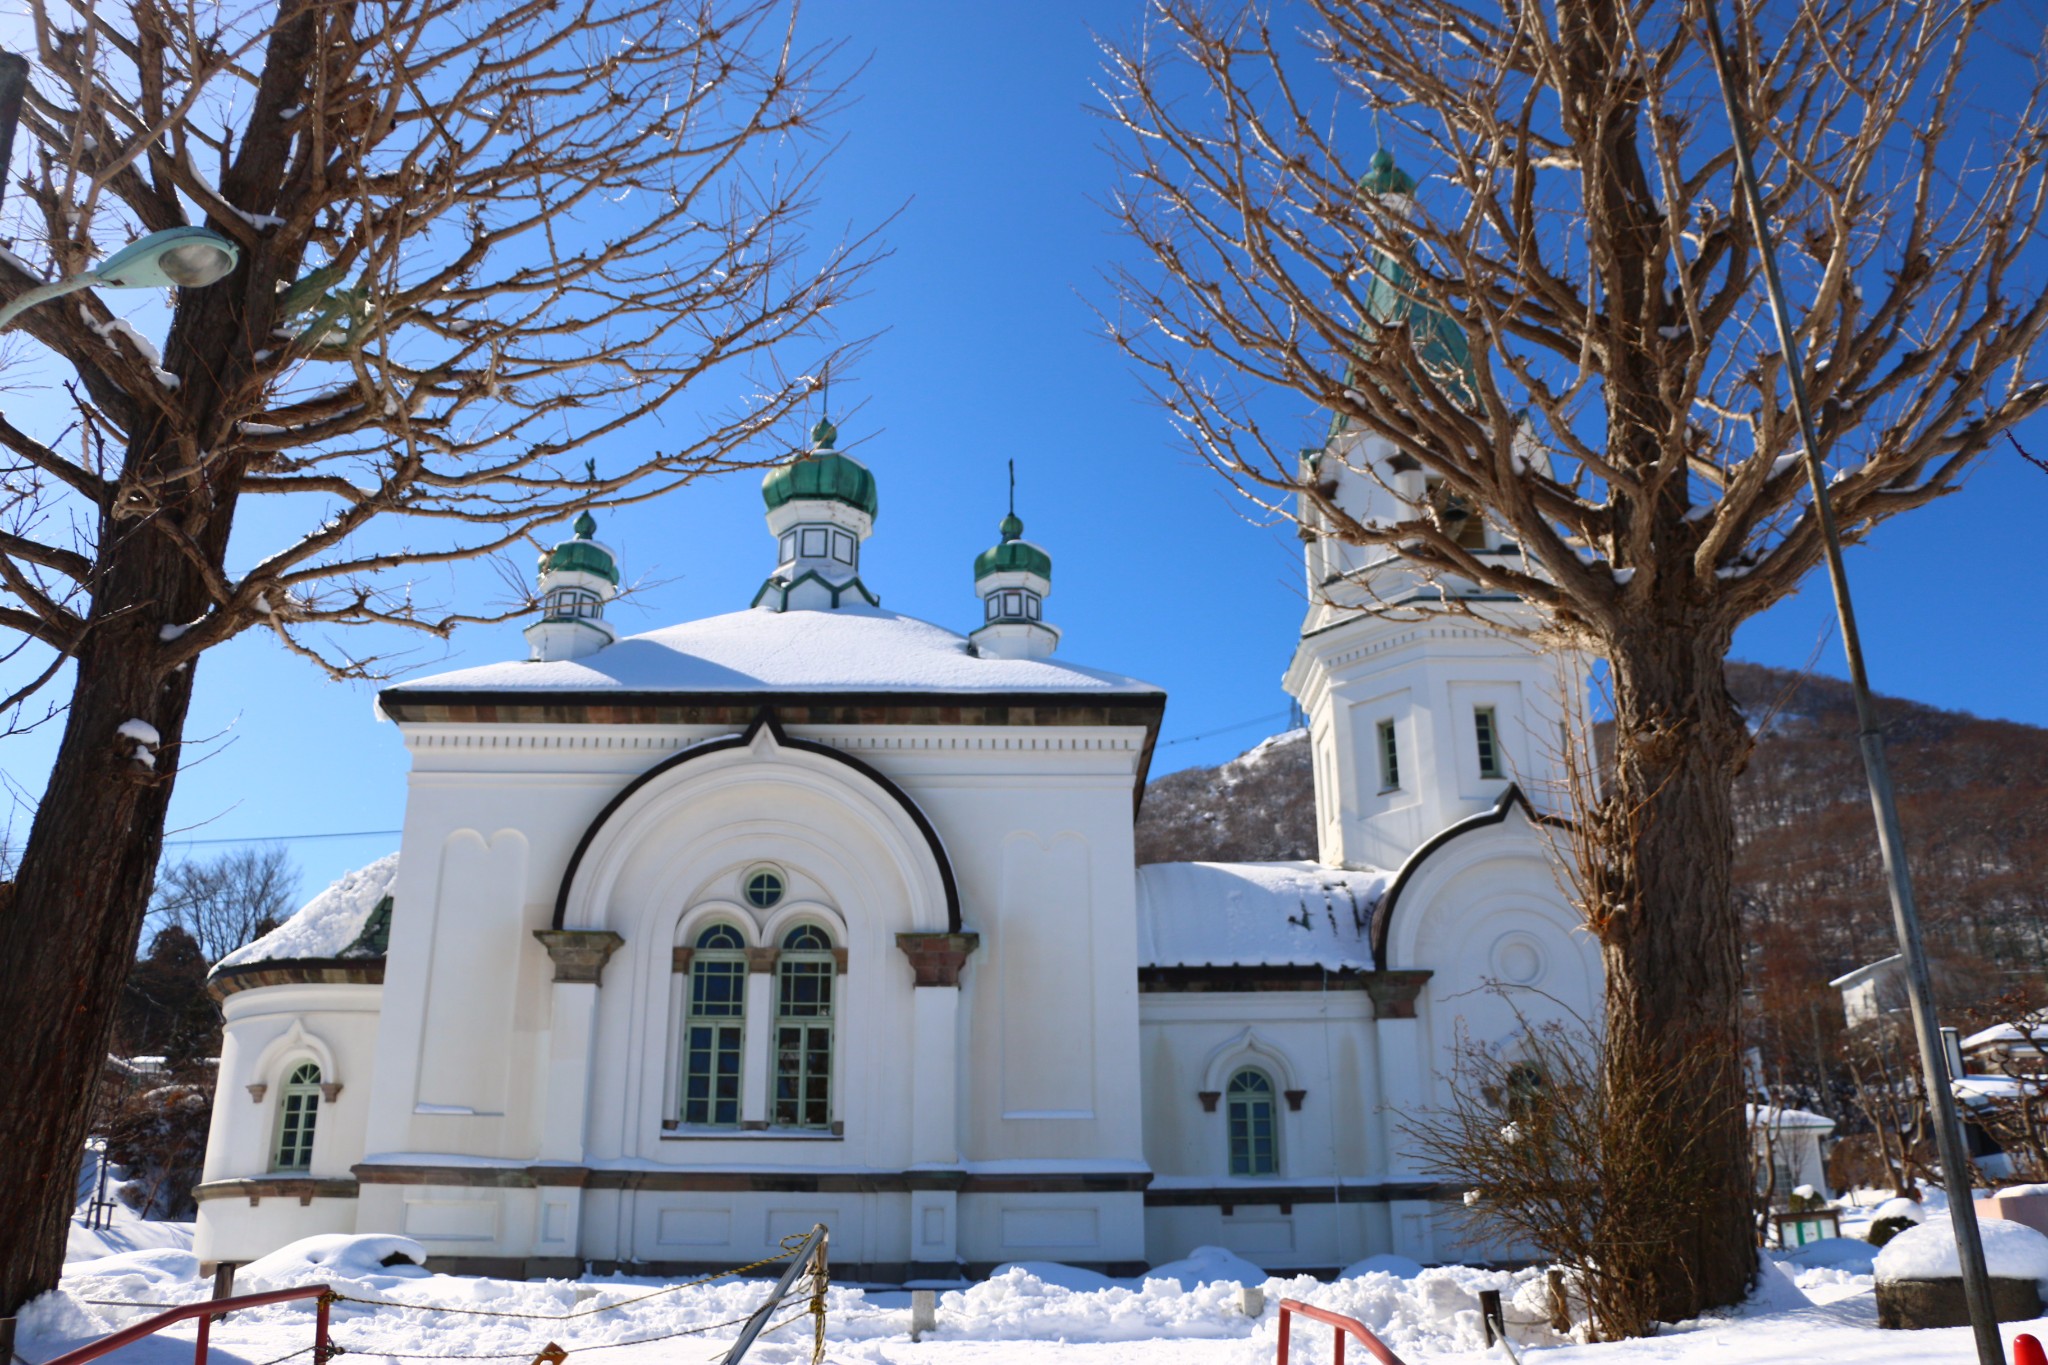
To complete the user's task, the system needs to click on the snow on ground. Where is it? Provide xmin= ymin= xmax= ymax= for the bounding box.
xmin=25 ymin=1230 xmax=2048 ymax=1365
xmin=67 ymin=1148 xmax=195 ymax=1265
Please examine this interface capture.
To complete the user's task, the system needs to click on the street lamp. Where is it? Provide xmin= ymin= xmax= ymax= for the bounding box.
xmin=0 ymin=225 xmax=241 ymax=331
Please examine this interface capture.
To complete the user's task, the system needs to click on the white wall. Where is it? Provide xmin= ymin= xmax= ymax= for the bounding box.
xmin=195 ymin=982 xmax=382 ymax=1265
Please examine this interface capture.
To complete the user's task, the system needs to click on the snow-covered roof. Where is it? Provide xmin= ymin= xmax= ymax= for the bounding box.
xmin=213 ymin=854 xmax=398 ymax=973
xmin=1136 ymin=860 xmax=1391 ymax=972
xmin=384 ymin=607 xmax=1162 ymax=700
xmin=1746 ymin=1103 xmax=1836 ymax=1132
xmin=1962 ymin=1015 xmax=2048 ymax=1050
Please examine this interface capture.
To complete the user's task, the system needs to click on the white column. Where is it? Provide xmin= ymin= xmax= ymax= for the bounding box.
xmin=1367 ymin=971 xmax=1433 ymax=1261
xmin=539 ymin=982 xmax=601 ymax=1162
xmin=741 ymin=954 xmax=777 ymax=1129
xmin=909 ymin=985 xmax=962 ymax=1166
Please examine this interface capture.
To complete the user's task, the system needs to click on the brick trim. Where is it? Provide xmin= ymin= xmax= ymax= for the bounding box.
xmin=351 ymin=1163 xmax=1151 ymax=1194
xmin=194 ymin=1176 xmax=360 ymax=1206
xmin=208 ymin=959 xmax=383 ymax=1001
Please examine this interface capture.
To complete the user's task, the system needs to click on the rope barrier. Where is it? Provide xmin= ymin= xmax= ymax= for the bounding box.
xmin=328 ymin=1238 xmax=814 ymax=1322
xmin=74 ymin=1229 xmax=829 ymax=1365
xmin=339 ymin=1299 xmax=805 ymax=1360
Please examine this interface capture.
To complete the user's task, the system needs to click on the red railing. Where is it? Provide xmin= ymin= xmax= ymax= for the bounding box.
xmin=1276 ymin=1298 xmax=1410 ymax=1365
xmin=42 ymin=1284 xmax=333 ymax=1365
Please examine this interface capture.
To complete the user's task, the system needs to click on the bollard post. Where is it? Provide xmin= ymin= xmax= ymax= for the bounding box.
xmin=210 ymin=1263 xmax=239 ymax=1322
xmin=1479 ymin=1289 xmax=1503 ymax=1347
xmin=1238 ymin=1284 xmax=1265 ymax=1318
xmin=909 ymin=1289 xmax=936 ymax=1343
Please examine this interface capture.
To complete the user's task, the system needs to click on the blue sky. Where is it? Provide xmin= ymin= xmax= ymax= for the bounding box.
xmin=3 ymin=0 xmax=2046 ymax=909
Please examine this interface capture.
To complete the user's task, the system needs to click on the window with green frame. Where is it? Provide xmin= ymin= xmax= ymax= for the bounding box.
xmin=1474 ymin=706 xmax=1503 ymax=779
xmin=773 ymin=925 xmax=835 ymax=1129
xmin=1226 ymin=1068 xmax=1278 ymax=1176
xmin=682 ymin=924 xmax=747 ymax=1126
xmin=273 ymin=1061 xmax=322 ymax=1171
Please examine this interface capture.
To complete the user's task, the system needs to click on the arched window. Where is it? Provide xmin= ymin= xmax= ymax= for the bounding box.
xmin=682 ymin=924 xmax=747 ymax=1127
xmin=774 ymin=925 xmax=835 ymax=1130
xmin=273 ymin=1062 xmax=322 ymax=1171
xmin=1226 ymin=1068 xmax=1278 ymax=1176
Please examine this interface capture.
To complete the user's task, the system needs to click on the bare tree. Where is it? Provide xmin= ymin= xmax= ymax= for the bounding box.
xmin=0 ymin=0 xmax=872 ymax=1312
xmin=1100 ymin=0 xmax=2048 ymax=1316
xmin=148 ymin=845 xmax=298 ymax=964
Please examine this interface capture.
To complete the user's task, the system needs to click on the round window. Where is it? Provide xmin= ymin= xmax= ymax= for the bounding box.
xmin=743 ymin=866 xmax=785 ymax=909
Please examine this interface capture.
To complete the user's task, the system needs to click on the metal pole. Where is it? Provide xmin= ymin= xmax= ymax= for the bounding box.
xmin=0 ymin=52 xmax=24 ymax=215
xmin=1699 ymin=6 xmax=2000 ymax=1363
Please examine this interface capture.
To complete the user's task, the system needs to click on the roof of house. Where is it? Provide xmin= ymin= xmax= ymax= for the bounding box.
xmin=1746 ymin=1104 xmax=1837 ymax=1132
xmin=1826 ymin=954 xmax=1904 ymax=989
xmin=381 ymin=607 xmax=1161 ymax=702
xmin=1135 ymin=860 xmax=1392 ymax=973
xmin=1963 ymin=1015 xmax=2048 ymax=1050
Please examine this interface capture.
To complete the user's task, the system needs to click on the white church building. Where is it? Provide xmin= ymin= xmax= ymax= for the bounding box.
xmin=195 ymin=160 xmax=1599 ymax=1281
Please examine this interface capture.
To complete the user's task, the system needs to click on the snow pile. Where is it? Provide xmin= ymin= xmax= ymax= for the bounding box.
xmin=921 ymin=1258 xmax=1569 ymax=1354
xmin=389 ymin=607 xmax=1163 ymax=697
xmin=1744 ymin=1258 xmax=1814 ymax=1312
xmin=1136 ymin=860 xmax=1389 ymax=971
xmin=240 ymin=1234 xmax=430 ymax=1289
xmin=214 ymin=854 xmax=397 ymax=970
xmin=1996 ymin=1183 xmax=2048 ymax=1198
xmin=1139 ymin=1245 xmax=1270 ymax=1291
xmin=987 ymin=1261 xmax=1119 ymax=1292
xmin=1875 ymin=1218 xmax=2048 ymax=1285
xmin=1870 ymin=1196 xmax=1927 ymax=1226
xmin=1341 ymin=1253 xmax=1425 ymax=1279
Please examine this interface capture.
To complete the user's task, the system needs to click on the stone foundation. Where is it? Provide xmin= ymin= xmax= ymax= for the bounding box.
xmin=1875 ymin=1275 xmax=2043 ymax=1329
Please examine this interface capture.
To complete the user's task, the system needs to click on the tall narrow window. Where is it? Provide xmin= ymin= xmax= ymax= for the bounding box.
xmin=1377 ymin=719 xmax=1401 ymax=791
xmin=1226 ymin=1069 xmax=1277 ymax=1176
xmin=774 ymin=926 xmax=836 ymax=1129
xmin=273 ymin=1062 xmax=321 ymax=1171
xmin=1474 ymin=707 xmax=1503 ymax=779
xmin=682 ymin=925 xmax=747 ymax=1127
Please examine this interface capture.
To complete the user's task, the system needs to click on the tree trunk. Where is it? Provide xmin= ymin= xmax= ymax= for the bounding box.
xmin=1597 ymin=617 xmax=1758 ymax=1319
xmin=0 ymin=536 xmax=204 ymax=1315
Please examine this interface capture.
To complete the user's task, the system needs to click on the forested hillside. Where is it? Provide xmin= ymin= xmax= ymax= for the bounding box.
xmin=1136 ymin=662 xmax=2048 ymax=1080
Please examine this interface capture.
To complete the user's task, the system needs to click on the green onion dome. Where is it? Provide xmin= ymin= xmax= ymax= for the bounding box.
xmin=761 ymin=416 xmax=880 ymax=519
xmin=538 ymin=511 xmax=620 ymax=585
xmin=974 ymin=513 xmax=1052 ymax=581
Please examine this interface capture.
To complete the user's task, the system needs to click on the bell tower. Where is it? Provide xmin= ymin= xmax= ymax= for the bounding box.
xmin=1281 ymin=150 xmax=1587 ymax=870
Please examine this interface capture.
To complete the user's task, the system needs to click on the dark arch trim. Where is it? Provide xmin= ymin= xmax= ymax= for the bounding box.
xmin=551 ymin=707 xmax=961 ymax=932
xmin=1370 ymin=784 xmax=1570 ymax=967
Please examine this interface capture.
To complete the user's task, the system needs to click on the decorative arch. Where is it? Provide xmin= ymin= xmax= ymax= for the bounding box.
xmin=1200 ymin=1026 xmax=1301 ymax=1095
xmin=248 ymin=1019 xmax=341 ymax=1103
xmin=675 ymin=902 xmax=757 ymax=948
xmin=761 ymin=900 xmax=848 ymax=949
xmin=1373 ymin=784 xmax=1570 ymax=967
xmin=553 ymin=708 xmax=959 ymax=932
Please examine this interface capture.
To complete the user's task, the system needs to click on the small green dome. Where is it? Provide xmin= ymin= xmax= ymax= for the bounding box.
xmin=812 ymin=414 xmax=838 ymax=449
xmin=539 ymin=515 xmax=619 ymax=585
xmin=1361 ymin=147 xmax=1416 ymax=196
xmin=974 ymin=514 xmax=1051 ymax=581
xmin=762 ymin=450 xmax=880 ymax=519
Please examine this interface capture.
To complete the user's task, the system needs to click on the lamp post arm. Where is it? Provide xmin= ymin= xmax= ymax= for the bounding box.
xmin=0 ymin=273 xmax=97 ymax=332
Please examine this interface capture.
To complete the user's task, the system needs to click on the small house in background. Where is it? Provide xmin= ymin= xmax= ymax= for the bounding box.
xmin=1961 ymin=1012 xmax=2048 ymax=1073
xmin=1749 ymin=1104 xmax=1836 ymax=1203
xmin=1830 ymin=956 xmax=1907 ymax=1028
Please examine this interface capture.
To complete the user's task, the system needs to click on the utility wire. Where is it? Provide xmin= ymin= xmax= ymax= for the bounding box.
xmin=1155 ymin=709 xmax=1295 ymax=749
xmin=164 ymin=828 xmax=401 ymax=847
